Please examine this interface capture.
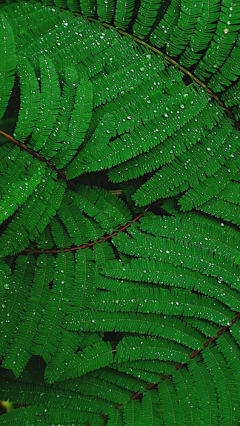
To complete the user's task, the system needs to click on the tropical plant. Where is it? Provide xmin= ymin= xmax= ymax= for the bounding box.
xmin=0 ymin=1 xmax=239 ymax=425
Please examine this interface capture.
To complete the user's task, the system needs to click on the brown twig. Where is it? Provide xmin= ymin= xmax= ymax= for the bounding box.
xmin=0 ymin=130 xmax=66 ymax=180
xmin=95 ymin=312 xmax=240 ymax=417
xmin=85 ymin=18 xmax=239 ymax=127
xmin=23 ymin=210 xmax=148 ymax=253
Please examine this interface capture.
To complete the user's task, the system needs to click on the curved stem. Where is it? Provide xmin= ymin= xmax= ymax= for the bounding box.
xmin=85 ymin=17 xmax=238 ymax=126
xmin=114 ymin=313 xmax=240 ymax=410
xmin=24 ymin=209 xmax=148 ymax=253
xmin=0 ymin=130 xmax=66 ymax=180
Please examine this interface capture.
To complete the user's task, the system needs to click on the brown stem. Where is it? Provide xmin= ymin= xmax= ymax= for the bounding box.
xmin=121 ymin=312 xmax=240 ymax=403
xmin=85 ymin=312 xmax=239 ymax=422
xmin=0 ymin=130 xmax=66 ymax=180
xmin=86 ymin=18 xmax=239 ymax=127
xmin=23 ymin=210 xmax=148 ymax=253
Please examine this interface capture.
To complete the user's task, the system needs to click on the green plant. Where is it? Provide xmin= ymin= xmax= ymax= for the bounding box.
xmin=0 ymin=1 xmax=239 ymax=424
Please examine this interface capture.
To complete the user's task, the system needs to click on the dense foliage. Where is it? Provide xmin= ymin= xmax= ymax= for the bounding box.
xmin=0 ymin=1 xmax=239 ymax=425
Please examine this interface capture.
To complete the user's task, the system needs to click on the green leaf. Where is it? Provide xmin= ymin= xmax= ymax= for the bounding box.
xmin=29 ymin=56 xmax=60 ymax=152
xmin=33 ymin=252 xmax=75 ymax=363
xmin=54 ymin=79 xmax=93 ymax=168
xmin=13 ymin=60 xmax=40 ymax=141
xmin=57 ymin=340 xmax=114 ymax=380
xmin=2 ymin=254 xmax=54 ymax=377
xmin=0 ymin=16 xmax=16 ymax=120
xmin=123 ymin=400 xmax=144 ymax=426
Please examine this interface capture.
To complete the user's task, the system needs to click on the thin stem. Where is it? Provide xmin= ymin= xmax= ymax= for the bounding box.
xmin=107 ymin=312 xmax=240 ymax=412
xmin=0 ymin=130 xmax=66 ymax=180
xmin=23 ymin=209 xmax=148 ymax=253
xmin=85 ymin=17 xmax=238 ymax=126
xmin=125 ymin=313 xmax=240 ymax=402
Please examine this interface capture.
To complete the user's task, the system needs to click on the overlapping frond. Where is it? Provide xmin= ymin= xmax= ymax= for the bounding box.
xmin=0 ymin=16 xmax=16 ymax=120
xmin=0 ymin=2 xmax=239 ymax=425
xmin=1 ymin=2 xmax=239 ymax=214
xmin=0 ymin=184 xmax=132 ymax=377
xmin=17 ymin=0 xmax=240 ymax=97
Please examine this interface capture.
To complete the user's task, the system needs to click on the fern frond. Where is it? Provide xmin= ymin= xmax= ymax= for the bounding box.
xmin=180 ymin=0 xmax=220 ymax=67
xmin=97 ymin=258 xmax=240 ymax=311
xmin=106 ymin=409 xmax=124 ymax=426
xmin=114 ymin=228 xmax=239 ymax=288
xmin=54 ymin=79 xmax=93 ymax=168
xmin=89 ymin=287 xmax=234 ymax=325
xmin=69 ymin=248 xmax=97 ymax=311
xmin=94 ymin=240 xmax=115 ymax=265
xmin=1 ymin=254 xmax=54 ymax=376
xmin=194 ymin=0 xmax=240 ymax=80
xmin=218 ymin=181 xmax=240 ymax=205
xmin=64 ymin=185 xmax=132 ymax=233
xmin=36 ymin=224 xmax=55 ymax=250
xmin=97 ymin=0 xmax=115 ymax=22
xmin=132 ymin=118 xmax=238 ymax=207
xmin=150 ymin=0 xmax=180 ymax=49
xmin=33 ymin=252 xmax=75 ymax=363
xmin=63 ymin=372 xmax=133 ymax=405
xmin=114 ymin=0 xmax=134 ymax=29
xmin=50 ymin=216 xmax=73 ymax=248
xmin=108 ymin=101 xmax=216 ymax=183
xmin=158 ymin=379 xmax=185 ymax=426
xmin=66 ymin=0 xmax=81 ymax=13
xmin=0 ymin=255 xmax=35 ymax=359
xmin=161 ymin=198 xmax=240 ymax=236
xmin=79 ymin=85 xmax=209 ymax=175
xmin=179 ymin=151 xmax=240 ymax=211
xmin=204 ymin=347 xmax=240 ymax=425
xmin=208 ymin=39 xmax=240 ymax=92
xmin=116 ymin=362 xmax=167 ymax=386
xmin=187 ymin=359 xmax=219 ymax=425
xmin=0 ymin=16 xmax=16 ymax=120
xmin=80 ymin=0 xmax=97 ymax=17
xmin=216 ymin=332 xmax=240 ymax=381
xmin=57 ymin=202 xmax=95 ymax=245
xmin=56 ymin=340 xmax=114 ymax=380
xmin=221 ymin=80 xmax=240 ymax=107
xmin=0 ymin=3 xmax=239 ymax=423
xmin=139 ymin=212 xmax=240 ymax=263
xmin=92 ymin=367 xmax=146 ymax=393
xmin=199 ymin=190 xmax=240 ymax=226
xmin=13 ymin=59 xmax=40 ymax=141
xmin=40 ymin=65 xmax=79 ymax=159
xmin=0 ymin=160 xmax=46 ymax=225
xmin=65 ymin=112 xmax=114 ymax=179
xmin=123 ymin=400 xmax=143 ymax=426
xmin=230 ymin=322 xmax=240 ymax=346
xmin=114 ymin=335 xmax=189 ymax=365
xmin=29 ymin=56 xmax=61 ymax=152
xmin=167 ymin=0 xmax=202 ymax=57
xmin=2 ymin=2 xmax=58 ymax=40
xmin=171 ymin=368 xmax=201 ymax=425
xmin=142 ymin=390 xmax=162 ymax=426
xmin=133 ymin=0 xmax=163 ymax=39
xmin=66 ymin=311 xmax=206 ymax=350
xmin=0 ymin=258 xmax=11 ymax=295
xmin=0 ymin=405 xmax=46 ymax=425
xmin=44 ymin=332 xmax=84 ymax=383
xmin=92 ymin=54 xmax=160 ymax=108
xmin=0 ymin=371 xmax=114 ymax=417
xmin=0 ymin=171 xmax=66 ymax=257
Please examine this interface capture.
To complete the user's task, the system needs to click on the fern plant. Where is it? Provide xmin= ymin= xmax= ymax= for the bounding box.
xmin=0 ymin=1 xmax=239 ymax=425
